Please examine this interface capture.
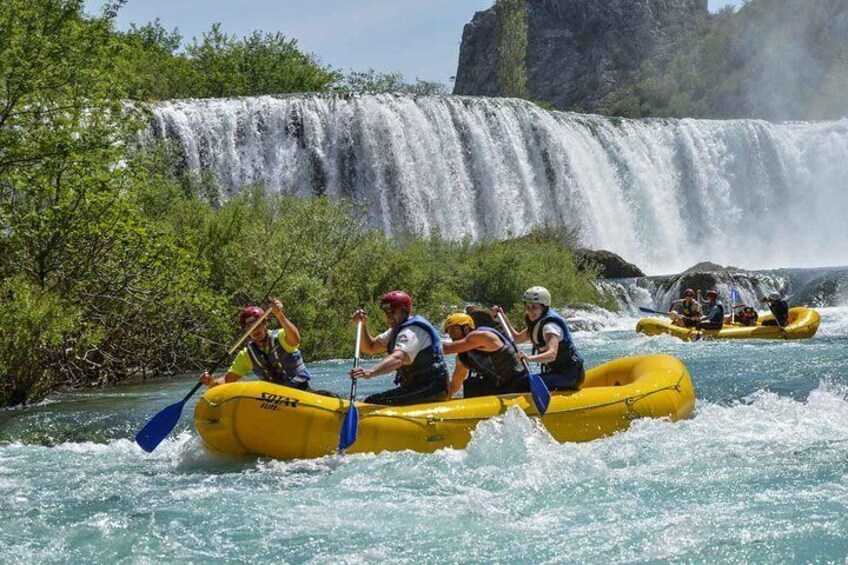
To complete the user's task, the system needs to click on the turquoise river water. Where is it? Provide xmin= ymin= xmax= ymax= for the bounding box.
xmin=2 ymin=308 xmax=848 ymax=563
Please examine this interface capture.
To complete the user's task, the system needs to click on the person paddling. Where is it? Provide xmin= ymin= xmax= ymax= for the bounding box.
xmin=761 ymin=293 xmax=790 ymax=327
xmin=697 ymin=289 xmax=725 ymax=330
xmin=493 ymin=286 xmax=585 ymax=392
xmin=726 ymin=304 xmax=759 ymax=326
xmin=349 ymin=291 xmax=449 ymax=406
xmin=668 ymin=288 xmax=702 ymax=328
xmin=201 ymin=299 xmax=313 ymax=390
xmin=442 ymin=313 xmax=529 ymax=398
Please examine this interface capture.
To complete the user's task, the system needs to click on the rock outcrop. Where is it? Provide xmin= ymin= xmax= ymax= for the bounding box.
xmin=454 ymin=0 xmax=708 ymax=113
xmin=575 ymin=249 xmax=645 ymax=279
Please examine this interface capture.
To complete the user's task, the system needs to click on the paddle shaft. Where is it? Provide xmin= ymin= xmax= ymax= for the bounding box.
xmin=185 ymin=263 xmax=295 ymax=400
xmin=136 ymin=268 xmax=292 ymax=452
xmin=496 ymin=312 xmax=533 ymax=375
xmin=182 ymin=308 xmax=274 ymax=402
xmin=349 ymin=319 xmax=363 ymax=400
xmin=639 ymin=306 xmax=675 ymax=317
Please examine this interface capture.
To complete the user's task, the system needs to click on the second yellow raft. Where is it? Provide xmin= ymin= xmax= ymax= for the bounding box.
xmin=194 ymin=354 xmax=695 ymax=460
xmin=636 ymin=306 xmax=820 ymax=341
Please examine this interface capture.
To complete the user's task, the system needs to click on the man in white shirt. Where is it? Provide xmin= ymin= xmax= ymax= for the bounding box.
xmin=349 ymin=290 xmax=449 ymax=405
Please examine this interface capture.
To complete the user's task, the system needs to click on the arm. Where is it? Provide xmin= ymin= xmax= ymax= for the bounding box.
xmin=350 ymin=349 xmax=409 ymax=380
xmin=491 ymin=306 xmax=529 ymax=343
xmin=449 ymin=361 xmax=469 ymax=397
xmin=201 ymin=348 xmax=252 ymax=387
xmin=351 ymin=310 xmax=388 ymax=355
xmin=443 ymin=331 xmax=500 ymax=355
xmin=270 ymin=298 xmax=300 ymax=348
xmin=525 ymin=332 xmax=559 ymax=364
xmin=201 ymin=370 xmax=241 ymax=388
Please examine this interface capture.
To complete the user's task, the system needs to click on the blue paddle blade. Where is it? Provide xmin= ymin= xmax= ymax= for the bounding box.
xmin=528 ymin=373 xmax=551 ymax=416
xmin=338 ymin=403 xmax=359 ymax=452
xmin=135 ymin=400 xmax=186 ymax=453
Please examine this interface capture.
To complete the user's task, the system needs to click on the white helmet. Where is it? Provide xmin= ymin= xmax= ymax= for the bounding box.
xmin=523 ymin=286 xmax=552 ymax=307
xmin=768 ymin=292 xmax=781 ymax=301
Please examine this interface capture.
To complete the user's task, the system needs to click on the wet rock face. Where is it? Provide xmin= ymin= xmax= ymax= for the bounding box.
xmin=793 ymin=271 xmax=848 ymax=307
xmin=575 ymin=249 xmax=645 ymax=279
xmin=454 ymin=0 xmax=708 ymax=112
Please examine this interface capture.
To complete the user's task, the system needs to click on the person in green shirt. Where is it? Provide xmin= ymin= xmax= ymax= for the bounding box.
xmin=201 ymin=298 xmax=314 ymax=390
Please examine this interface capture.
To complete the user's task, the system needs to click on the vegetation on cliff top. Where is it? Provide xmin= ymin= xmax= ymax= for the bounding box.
xmin=603 ymin=0 xmax=848 ymax=120
xmin=495 ymin=0 xmax=529 ymax=100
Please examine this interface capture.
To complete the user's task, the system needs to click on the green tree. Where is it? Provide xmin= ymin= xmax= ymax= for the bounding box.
xmin=183 ymin=24 xmax=340 ymax=98
xmin=0 ymin=0 xmax=220 ymax=406
xmin=495 ymin=0 xmax=529 ymax=99
xmin=116 ymin=20 xmax=198 ymax=100
xmin=339 ymin=69 xmax=448 ymax=95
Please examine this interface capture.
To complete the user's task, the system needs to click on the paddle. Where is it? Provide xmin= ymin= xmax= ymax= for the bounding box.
xmin=761 ymin=298 xmax=788 ymax=340
xmin=338 ymin=319 xmax=364 ymax=452
xmin=135 ymin=308 xmax=273 ymax=452
xmin=638 ymin=306 xmax=674 ymax=316
xmin=496 ymin=312 xmax=551 ymax=416
xmin=135 ymin=229 xmax=310 ymax=453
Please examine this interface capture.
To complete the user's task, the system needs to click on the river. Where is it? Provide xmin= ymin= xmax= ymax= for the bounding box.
xmin=2 ymin=307 xmax=847 ymax=562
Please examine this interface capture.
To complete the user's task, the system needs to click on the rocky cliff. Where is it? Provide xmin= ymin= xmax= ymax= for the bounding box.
xmin=454 ymin=0 xmax=708 ymax=112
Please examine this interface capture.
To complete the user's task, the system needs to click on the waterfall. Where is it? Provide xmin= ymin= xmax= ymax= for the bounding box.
xmin=150 ymin=93 xmax=848 ymax=275
xmin=595 ymin=267 xmax=848 ymax=314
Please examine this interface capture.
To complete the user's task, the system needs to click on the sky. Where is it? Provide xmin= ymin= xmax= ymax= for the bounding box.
xmin=85 ymin=0 xmax=744 ymax=85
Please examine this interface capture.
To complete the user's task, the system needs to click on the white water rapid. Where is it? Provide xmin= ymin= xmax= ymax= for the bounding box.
xmin=151 ymin=94 xmax=848 ymax=274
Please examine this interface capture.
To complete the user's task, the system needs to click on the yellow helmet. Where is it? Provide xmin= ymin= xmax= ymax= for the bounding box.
xmin=444 ymin=313 xmax=475 ymax=331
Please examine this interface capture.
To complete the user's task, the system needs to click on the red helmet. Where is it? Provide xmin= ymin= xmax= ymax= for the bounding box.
xmin=380 ymin=290 xmax=412 ymax=313
xmin=240 ymin=306 xmax=266 ymax=327
xmin=706 ymin=289 xmax=719 ymax=299
xmin=683 ymin=288 xmax=695 ymax=297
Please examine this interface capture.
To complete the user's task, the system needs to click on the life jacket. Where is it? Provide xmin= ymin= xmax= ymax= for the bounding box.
xmin=678 ymin=299 xmax=700 ymax=318
xmin=706 ymin=300 xmax=725 ymax=325
xmin=526 ymin=308 xmax=583 ymax=375
xmin=769 ymin=300 xmax=789 ymax=326
xmin=738 ymin=306 xmax=758 ymax=326
xmin=246 ymin=329 xmax=311 ymax=385
xmin=387 ymin=315 xmax=449 ymax=387
xmin=457 ymin=327 xmax=528 ymax=387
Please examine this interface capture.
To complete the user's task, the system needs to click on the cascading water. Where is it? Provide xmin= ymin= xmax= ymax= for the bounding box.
xmin=150 ymin=93 xmax=848 ymax=274
xmin=594 ymin=266 xmax=848 ymax=316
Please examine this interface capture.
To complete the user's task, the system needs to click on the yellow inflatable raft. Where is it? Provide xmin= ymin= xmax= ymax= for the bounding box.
xmin=636 ymin=306 xmax=820 ymax=341
xmin=194 ymin=354 xmax=695 ymax=460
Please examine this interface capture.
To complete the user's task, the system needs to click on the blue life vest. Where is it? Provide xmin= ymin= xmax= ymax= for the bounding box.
xmin=246 ymin=329 xmax=311 ymax=385
xmin=387 ymin=315 xmax=449 ymax=387
xmin=526 ymin=308 xmax=583 ymax=375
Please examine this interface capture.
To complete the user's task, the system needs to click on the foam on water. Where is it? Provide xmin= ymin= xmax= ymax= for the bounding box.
xmin=4 ymin=384 xmax=848 ymax=562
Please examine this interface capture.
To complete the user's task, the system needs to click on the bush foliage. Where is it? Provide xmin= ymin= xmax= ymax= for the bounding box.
xmin=0 ymin=0 xmax=601 ymax=406
xmin=602 ymin=0 xmax=848 ymax=120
